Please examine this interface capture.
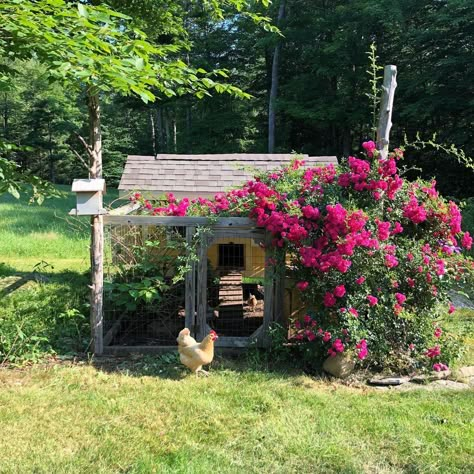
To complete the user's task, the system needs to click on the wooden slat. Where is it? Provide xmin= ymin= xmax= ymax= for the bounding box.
xmin=185 ymin=226 xmax=196 ymax=332
xmin=196 ymin=235 xmax=209 ymax=340
xmin=261 ymin=231 xmax=275 ymax=347
xmin=214 ymin=336 xmax=250 ymax=348
xmin=108 ymin=202 xmax=141 ymax=216
xmin=104 ymin=215 xmax=255 ymax=227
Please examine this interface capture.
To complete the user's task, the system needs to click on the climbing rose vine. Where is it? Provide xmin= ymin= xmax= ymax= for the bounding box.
xmin=131 ymin=143 xmax=473 ymax=370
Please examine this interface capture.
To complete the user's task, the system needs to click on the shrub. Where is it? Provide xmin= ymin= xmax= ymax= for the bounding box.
xmin=131 ymin=144 xmax=473 ymax=371
xmin=0 ymin=277 xmax=89 ymax=364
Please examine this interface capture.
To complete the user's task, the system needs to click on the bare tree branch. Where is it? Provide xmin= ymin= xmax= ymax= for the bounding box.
xmin=69 ymin=145 xmax=91 ymax=171
xmin=75 ymin=133 xmax=94 ymax=158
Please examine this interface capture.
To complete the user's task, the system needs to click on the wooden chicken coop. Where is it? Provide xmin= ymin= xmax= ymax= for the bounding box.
xmin=100 ymin=215 xmax=287 ymax=354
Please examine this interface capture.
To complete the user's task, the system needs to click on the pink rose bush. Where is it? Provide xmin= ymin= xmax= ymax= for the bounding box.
xmin=130 ymin=144 xmax=473 ymax=370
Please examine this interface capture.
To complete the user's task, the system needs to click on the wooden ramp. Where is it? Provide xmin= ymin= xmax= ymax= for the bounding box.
xmin=218 ymin=272 xmax=243 ymax=307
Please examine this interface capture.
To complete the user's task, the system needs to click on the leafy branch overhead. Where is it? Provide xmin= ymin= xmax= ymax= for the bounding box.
xmin=0 ymin=0 xmax=275 ymax=101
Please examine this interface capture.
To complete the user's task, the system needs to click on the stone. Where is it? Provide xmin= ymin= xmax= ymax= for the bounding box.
xmin=368 ymin=377 xmax=409 ymax=386
xmin=322 ymin=353 xmax=355 ymax=379
xmin=458 ymin=366 xmax=474 ymax=378
xmin=431 ymin=380 xmax=470 ymax=390
xmin=411 ymin=369 xmax=451 ymax=384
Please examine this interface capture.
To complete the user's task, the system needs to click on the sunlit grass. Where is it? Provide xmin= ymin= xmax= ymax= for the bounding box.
xmin=0 ymin=363 xmax=473 ymax=474
xmin=0 ymin=186 xmax=118 ymax=271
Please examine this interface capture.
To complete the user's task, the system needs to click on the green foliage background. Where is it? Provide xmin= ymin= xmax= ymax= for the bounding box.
xmin=0 ymin=0 xmax=472 ymax=196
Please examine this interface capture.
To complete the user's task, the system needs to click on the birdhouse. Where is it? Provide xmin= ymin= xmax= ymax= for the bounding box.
xmin=70 ymin=179 xmax=106 ymax=216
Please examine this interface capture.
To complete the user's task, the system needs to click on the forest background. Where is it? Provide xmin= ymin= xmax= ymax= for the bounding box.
xmin=1 ymin=0 xmax=472 ymax=199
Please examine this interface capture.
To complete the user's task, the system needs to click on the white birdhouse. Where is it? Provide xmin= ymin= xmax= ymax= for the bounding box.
xmin=70 ymin=179 xmax=106 ymax=216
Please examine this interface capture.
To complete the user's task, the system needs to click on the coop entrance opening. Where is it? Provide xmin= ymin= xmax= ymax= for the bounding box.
xmin=207 ymin=237 xmax=265 ymax=339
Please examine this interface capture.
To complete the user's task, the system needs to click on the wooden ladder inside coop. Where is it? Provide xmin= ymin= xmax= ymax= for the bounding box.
xmin=218 ymin=271 xmax=243 ymax=312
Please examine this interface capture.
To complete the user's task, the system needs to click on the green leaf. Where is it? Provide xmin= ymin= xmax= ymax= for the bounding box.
xmin=77 ymin=4 xmax=88 ymax=18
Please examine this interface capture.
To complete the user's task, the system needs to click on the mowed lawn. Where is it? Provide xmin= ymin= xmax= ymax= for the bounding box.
xmin=0 ymin=362 xmax=473 ymax=474
xmin=0 ymin=186 xmax=118 ymax=273
xmin=1 ymin=189 xmax=474 ymax=473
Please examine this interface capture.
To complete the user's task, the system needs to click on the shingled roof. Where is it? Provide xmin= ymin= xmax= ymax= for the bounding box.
xmin=118 ymin=154 xmax=338 ymax=198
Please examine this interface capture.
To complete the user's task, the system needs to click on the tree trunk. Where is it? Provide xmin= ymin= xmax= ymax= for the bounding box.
xmin=48 ymin=120 xmax=55 ymax=183
xmin=164 ymin=108 xmax=171 ymax=153
xmin=2 ymin=93 xmax=8 ymax=139
xmin=149 ymin=108 xmax=157 ymax=156
xmin=186 ymin=104 xmax=192 ymax=153
xmin=267 ymin=0 xmax=286 ymax=153
xmin=87 ymin=89 xmax=104 ymax=355
xmin=172 ymin=111 xmax=177 ymax=153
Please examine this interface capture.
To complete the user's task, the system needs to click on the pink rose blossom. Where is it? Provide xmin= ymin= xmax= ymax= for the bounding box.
xmin=367 ymin=295 xmax=378 ymax=306
xmin=356 ymin=276 xmax=366 ymax=285
xmin=348 ymin=307 xmax=359 ymax=318
xmin=323 ymin=292 xmax=337 ymax=307
xmin=395 ymin=293 xmax=407 ymax=305
xmin=296 ymin=281 xmax=309 ymax=291
xmin=462 ymin=232 xmax=473 ymax=250
xmin=333 ymin=285 xmax=346 ymax=298
xmin=425 ymin=346 xmax=441 ymax=358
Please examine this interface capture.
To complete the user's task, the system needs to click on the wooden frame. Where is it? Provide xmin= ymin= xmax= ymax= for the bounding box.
xmin=100 ymin=215 xmax=279 ymax=354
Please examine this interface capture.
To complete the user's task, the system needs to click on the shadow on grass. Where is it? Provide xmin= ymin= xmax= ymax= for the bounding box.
xmin=90 ymin=350 xmax=307 ymax=381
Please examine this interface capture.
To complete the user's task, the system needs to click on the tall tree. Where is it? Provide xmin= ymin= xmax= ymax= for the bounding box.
xmin=0 ymin=0 xmax=272 ymax=353
xmin=268 ymin=0 xmax=286 ymax=153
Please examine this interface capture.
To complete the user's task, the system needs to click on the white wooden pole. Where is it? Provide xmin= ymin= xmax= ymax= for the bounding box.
xmin=376 ymin=65 xmax=397 ymax=160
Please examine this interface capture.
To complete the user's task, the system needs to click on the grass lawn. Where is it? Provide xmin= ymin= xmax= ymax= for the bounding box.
xmin=0 ymin=362 xmax=473 ymax=474
xmin=1 ymin=188 xmax=474 ymax=473
xmin=0 ymin=185 xmax=118 ymax=273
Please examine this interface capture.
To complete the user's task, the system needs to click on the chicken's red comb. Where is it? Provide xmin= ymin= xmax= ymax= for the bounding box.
xmin=210 ymin=330 xmax=217 ymax=335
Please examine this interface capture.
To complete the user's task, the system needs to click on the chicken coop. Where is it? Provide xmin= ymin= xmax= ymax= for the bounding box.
xmin=102 ymin=215 xmax=287 ymax=353
xmin=79 ymin=153 xmax=337 ymax=354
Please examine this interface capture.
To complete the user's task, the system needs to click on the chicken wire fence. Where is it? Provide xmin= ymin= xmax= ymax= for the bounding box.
xmin=104 ymin=224 xmax=188 ymax=346
xmin=103 ymin=223 xmax=267 ymax=348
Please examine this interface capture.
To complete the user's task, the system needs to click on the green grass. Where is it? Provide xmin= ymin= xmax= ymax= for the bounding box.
xmin=1 ymin=188 xmax=474 ymax=473
xmin=0 ymin=362 xmax=473 ymax=473
xmin=0 ymin=185 xmax=118 ymax=272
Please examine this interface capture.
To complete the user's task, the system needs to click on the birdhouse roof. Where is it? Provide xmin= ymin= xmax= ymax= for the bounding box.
xmin=71 ymin=179 xmax=106 ymax=193
xmin=118 ymin=154 xmax=337 ymax=198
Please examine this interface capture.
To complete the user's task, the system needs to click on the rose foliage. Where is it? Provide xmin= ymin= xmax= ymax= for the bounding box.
xmin=130 ymin=142 xmax=473 ymax=370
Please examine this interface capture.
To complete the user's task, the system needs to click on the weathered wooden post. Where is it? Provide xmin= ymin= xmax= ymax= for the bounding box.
xmin=376 ymin=65 xmax=397 ymax=159
xmin=69 ymin=178 xmax=106 ymax=355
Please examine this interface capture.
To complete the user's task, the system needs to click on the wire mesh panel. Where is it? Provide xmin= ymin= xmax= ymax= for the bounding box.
xmin=104 ymin=224 xmax=189 ymax=346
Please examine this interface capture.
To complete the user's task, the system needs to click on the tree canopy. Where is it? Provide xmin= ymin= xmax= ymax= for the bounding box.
xmin=0 ymin=0 xmax=472 ymax=197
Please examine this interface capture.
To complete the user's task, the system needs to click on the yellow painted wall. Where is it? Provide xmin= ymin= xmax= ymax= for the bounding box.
xmin=207 ymin=237 xmax=266 ymax=279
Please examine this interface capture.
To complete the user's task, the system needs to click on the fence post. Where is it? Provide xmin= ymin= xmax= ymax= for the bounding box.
xmin=376 ymin=65 xmax=397 ymax=160
xmin=91 ymin=214 xmax=104 ymax=355
xmin=196 ymin=232 xmax=209 ymax=341
xmin=185 ymin=226 xmax=196 ymax=333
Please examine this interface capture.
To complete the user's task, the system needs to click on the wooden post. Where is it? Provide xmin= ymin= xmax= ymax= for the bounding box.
xmin=274 ymin=250 xmax=285 ymax=325
xmin=261 ymin=231 xmax=275 ymax=347
xmin=185 ymin=226 xmax=196 ymax=332
xmin=196 ymin=232 xmax=209 ymax=341
xmin=88 ymin=90 xmax=104 ymax=355
xmin=376 ymin=65 xmax=397 ymax=160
